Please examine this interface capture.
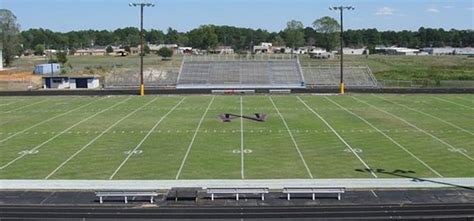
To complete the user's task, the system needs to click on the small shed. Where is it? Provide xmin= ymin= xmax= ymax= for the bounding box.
xmin=43 ymin=76 xmax=100 ymax=89
xmin=35 ymin=63 xmax=61 ymax=75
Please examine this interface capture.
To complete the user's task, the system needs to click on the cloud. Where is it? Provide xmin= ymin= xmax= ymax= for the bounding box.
xmin=375 ymin=7 xmax=395 ymax=16
xmin=426 ymin=7 xmax=440 ymax=13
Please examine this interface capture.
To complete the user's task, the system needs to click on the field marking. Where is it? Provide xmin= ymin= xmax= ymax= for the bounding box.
xmin=1 ymin=99 xmax=49 ymax=113
xmin=433 ymin=97 xmax=472 ymax=109
xmin=0 ymin=97 xmax=131 ymax=170
xmin=325 ymin=96 xmax=443 ymax=178
xmin=269 ymin=97 xmax=313 ymax=179
xmin=0 ymin=97 xmax=106 ymax=144
xmin=374 ymin=95 xmax=473 ymax=136
xmin=352 ymin=96 xmax=474 ymax=161
xmin=456 ymin=96 xmax=474 ymax=104
xmin=240 ymin=96 xmax=245 ymax=179
xmin=0 ymin=100 xmax=21 ymax=107
xmin=297 ymin=96 xmax=377 ymax=178
xmin=45 ymin=97 xmax=160 ymax=179
xmin=175 ymin=96 xmax=215 ymax=180
xmin=109 ymin=97 xmax=186 ymax=180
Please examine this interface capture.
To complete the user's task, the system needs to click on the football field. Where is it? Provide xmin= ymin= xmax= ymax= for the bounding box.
xmin=0 ymin=94 xmax=472 ymax=180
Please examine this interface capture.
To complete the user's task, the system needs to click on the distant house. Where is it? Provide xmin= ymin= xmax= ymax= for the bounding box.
xmin=375 ymin=46 xmax=428 ymax=56
xmin=454 ymin=47 xmax=474 ymax=55
xmin=34 ymin=63 xmax=61 ymax=75
xmin=177 ymin=47 xmax=193 ymax=55
xmin=43 ymin=76 xmax=100 ymax=89
xmin=74 ymin=46 xmax=107 ymax=56
xmin=422 ymin=47 xmax=456 ymax=55
xmin=210 ymin=46 xmax=234 ymax=54
xmin=147 ymin=44 xmax=179 ymax=54
xmin=309 ymin=48 xmax=334 ymax=59
xmin=253 ymin=42 xmax=273 ymax=53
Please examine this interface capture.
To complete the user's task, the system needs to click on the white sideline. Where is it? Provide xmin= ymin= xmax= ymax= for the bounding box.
xmin=0 ymin=97 xmax=131 ymax=170
xmin=240 ymin=96 xmax=245 ymax=179
xmin=175 ymin=96 xmax=215 ymax=180
xmin=297 ymin=96 xmax=378 ymax=178
xmin=2 ymin=178 xmax=472 ymax=190
xmin=374 ymin=95 xmax=473 ymax=136
xmin=352 ymin=96 xmax=474 ymax=161
xmin=433 ymin=97 xmax=472 ymax=109
xmin=109 ymin=97 xmax=186 ymax=180
xmin=45 ymin=97 xmax=160 ymax=179
xmin=324 ymin=97 xmax=443 ymax=178
xmin=269 ymin=97 xmax=313 ymax=179
xmin=1 ymin=99 xmax=49 ymax=113
xmin=0 ymin=97 xmax=105 ymax=144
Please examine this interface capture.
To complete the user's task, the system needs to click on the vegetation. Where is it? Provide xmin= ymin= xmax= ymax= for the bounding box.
xmin=283 ymin=20 xmax=305 ymax=52
xmin=157 ymin=47 xmax=173 ymax=59
xmin=0 ymin=95 xmax=472 ymax=179
xmin=313 ymin=16 xmax=340 ymax=51
xmin=0 ymin=9 xmax=21 ymax=67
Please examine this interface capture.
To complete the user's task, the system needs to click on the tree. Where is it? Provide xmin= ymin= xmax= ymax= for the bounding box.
xmin=271 ymin=35 xmax=286 ymax=46
xmin=283 ymin=20 xmax=305 ymax=53
xmin=144 ymin=45 xmax=150 ymax=54
xmin=106 ymin=45 xmax=113 ymax=54
xmin=188 ymin=25 xmax=218 ymax=50
xmin=34 ymin=44 xmax=45 ymax=55
xmin=157 ymin=47 xmax=173 ymax=59
xmin=313 ymin=16 xmax=340 ymax=51
xmin=55 ymin=51 xmax=68 ymax=64
xmin=1 ymin=9 xmax=21 ymax=67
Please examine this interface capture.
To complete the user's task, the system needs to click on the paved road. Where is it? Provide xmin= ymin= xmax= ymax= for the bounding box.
xmin=1 ymin=203 xmax=474 ymax=219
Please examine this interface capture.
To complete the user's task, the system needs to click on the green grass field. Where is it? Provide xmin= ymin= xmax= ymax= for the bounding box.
xmin=0 ymin=94 xmax=472 ymax=180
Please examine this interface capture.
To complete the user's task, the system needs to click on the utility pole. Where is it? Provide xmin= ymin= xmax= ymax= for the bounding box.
xmin=330 ymin=6 xmax=354 ymax=94
xmin=129 ymin=2 xmax=155 ymax=96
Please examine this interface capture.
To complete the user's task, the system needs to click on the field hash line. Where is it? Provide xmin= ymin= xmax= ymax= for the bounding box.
xmin=0 ymin=97 xmax=106 ymax=144
xmin=374 ymin=95 xmax=473 ymax=136
xmin=352 ymin=96 xmax=474 ymax=161
xmin=109 ymin=97 xmax=186 ymax=180
xmin=433 ymin=97 xmax=473 ymax=109
xmin=269 ymin=97 xmax=313 ymax=179
xmin=325 ymin=96 xmax=443 ymax=178
xmin=175 ymin=96 xmax=215 ymax=180
xmin=240 ymin=96 xmax=245 ymax=179
xmin=1 ymin=99 xmax=49 ymax=113
xmin=0 ymin=97 xmax=131 ymax=170
xmin=297 ymin=96 xmax=377 ymax=178
xmin=45 ymin=97 xmax=160 ymax=179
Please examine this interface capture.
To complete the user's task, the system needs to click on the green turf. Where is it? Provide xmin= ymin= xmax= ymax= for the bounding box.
xmin=0 ymin=94 xmax=472 ymax=180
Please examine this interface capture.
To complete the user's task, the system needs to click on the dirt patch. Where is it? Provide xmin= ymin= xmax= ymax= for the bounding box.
xmin=0 ymin=71 xmax=42 ymax=90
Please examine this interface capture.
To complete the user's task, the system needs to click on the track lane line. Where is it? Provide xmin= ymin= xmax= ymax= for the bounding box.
xmin=175 ymin=96 xmax=215 ymax=180
xmin=270 ymin=96 xmax=313 ymax=179
xmin=0 ymin=97 xmax=131 ymax=170
xmin=45 ymin=97 xmax=160 ymax=179
xmin=325 ymin=96 xmax=443 ymax=178
xmin=433 ymin=97 xmax=472 ymax=109
xmin=297 ymin=96 xmax=377 ymax=178
xmin=374 ymin=95 xmax=473 ymax=136
xmin=352 ymin=96 xmax=473 ymax=161
xmin=0 ymin=97 xmax=106 ymax=144
xmin=109 ymin=97 xmax=186 ymax=180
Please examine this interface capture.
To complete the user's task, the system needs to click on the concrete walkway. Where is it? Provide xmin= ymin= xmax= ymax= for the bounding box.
xmin=1 ymin=178 xmax=473 ymax=190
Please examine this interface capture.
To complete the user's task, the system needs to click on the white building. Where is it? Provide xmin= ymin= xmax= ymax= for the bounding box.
xmin=455 ymin=47 xmax=474 ymax=55
xmin=43 ymin=76 xmax=100 ymax=89
xmin=422 ymin=47 xmax=456 ymax=55
xmin=253 ymin=42 xmax=273 ymax=53
xmin=376 ymin=46 xmax=428 ymax=56
xmin=343 ymin=48 xmax=368 ymax=55
xmin=309 ymin=48 xmax=334 ymax=59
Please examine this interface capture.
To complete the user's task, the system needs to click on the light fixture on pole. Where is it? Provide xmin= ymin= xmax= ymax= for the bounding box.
xmin=330 ymin=6 xmax=354 ymax=94
xmin=129 ymin=2 xmax=155 ymax=96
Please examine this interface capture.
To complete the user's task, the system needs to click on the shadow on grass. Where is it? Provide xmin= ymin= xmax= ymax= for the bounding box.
xmin=355 ymin=168 xmax=473 ymax=190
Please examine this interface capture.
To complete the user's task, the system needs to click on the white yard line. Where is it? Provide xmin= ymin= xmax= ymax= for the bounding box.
xmin=175 ymin=96 xmax=215 ymax=180
xmin=269 ymin=97 xmax=313 ymax=179
xmin=374 ymin=95 xmax=473 ymax=136
xmin=297 ymin=96 xmax=377 ymax=178
xmin=0 ymin=97 xmax=131 ymax=170
xmin=0 ymin=97 xmax=106 ymax=144
xmin=1 ymin=99 xmax=49 ymax=113
xmin=325 ymin=96 xmax=443 ymax=177
xmin=433 ymin=97 xmax=472 ymax=109
xmin=45 ymin=97 xmax=160 ymax=179
xmin=352 ymin=96 xmax=474 ymax=161
xmin=240 ymin=96 xmax=245 ymax=179
xmin=456 ymin=96 xmax=474 ymax=105
xmin=109 ymin=97 xmax=186 ymax=180
xmin=0 ymin=100 xmax=21 ymax=107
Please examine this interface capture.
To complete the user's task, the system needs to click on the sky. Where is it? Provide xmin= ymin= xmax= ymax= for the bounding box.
xmin=1 ymin=0 xmax=474 ymax=32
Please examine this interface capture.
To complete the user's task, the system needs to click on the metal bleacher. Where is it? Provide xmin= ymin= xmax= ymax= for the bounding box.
xmin=302 ymin=65 xmax=380 ymax=88
xmin=176 ymin=56 xmax=305 ymax=89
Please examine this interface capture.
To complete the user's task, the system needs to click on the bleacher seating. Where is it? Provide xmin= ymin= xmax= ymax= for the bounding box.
xmin=177 ymin=60 xmax=305 ymax=89
xmin=303 ymin=66 xmax=380 ymax=88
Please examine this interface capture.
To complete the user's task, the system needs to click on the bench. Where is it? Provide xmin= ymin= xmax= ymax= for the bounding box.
xmin=95 ymin=191 xmax=159 ymax=204
xmin=282 ymin=187 xmax=345 ymax=200
xmin=206 ymin=188 xmax=269 ymax=201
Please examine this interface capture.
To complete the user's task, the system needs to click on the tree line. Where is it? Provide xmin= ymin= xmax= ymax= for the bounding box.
xmin=2 ymin=8 xmax=474 ymax=67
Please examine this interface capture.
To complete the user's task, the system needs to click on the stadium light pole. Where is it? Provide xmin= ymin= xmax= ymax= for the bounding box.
xmin=330 ymin=6 xmax=354 ymax=94
xmin=129 ymin=2 xmax=155 ymax=96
